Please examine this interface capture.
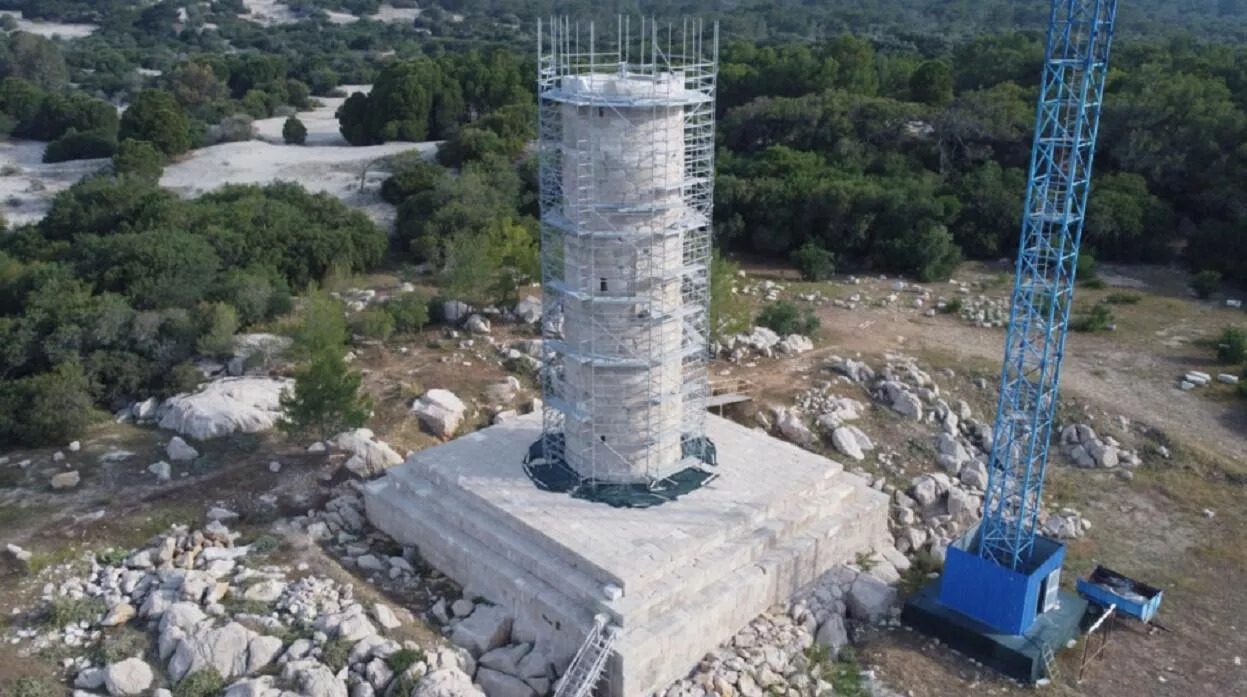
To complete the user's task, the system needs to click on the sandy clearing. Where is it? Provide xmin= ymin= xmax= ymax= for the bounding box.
xmin=0 ymin=140 xmax=110 ymax=226
xmin=240 ymin=2 xmax=422 ymax=27
xmin=160 ymin=139 xmax=437 ymax=229
xmin=252 ymin=84 xmax=372 ymax=147
xmin=0 ymin=10 xmax=98 ymax=39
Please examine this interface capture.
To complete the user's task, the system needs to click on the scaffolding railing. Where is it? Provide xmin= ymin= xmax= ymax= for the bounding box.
xmin=537 ymin=15 xmax=717 ymax=487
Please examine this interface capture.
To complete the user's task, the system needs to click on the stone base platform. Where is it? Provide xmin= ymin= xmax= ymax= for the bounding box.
xmin=362 ymin=413 xmax=889 ymax=697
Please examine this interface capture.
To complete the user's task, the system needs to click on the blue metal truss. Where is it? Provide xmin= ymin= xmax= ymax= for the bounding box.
xmin=978 ymin=0 xmax=1118 ymax=570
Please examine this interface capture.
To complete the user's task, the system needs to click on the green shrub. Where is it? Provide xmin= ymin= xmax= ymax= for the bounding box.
xmin=351 ymin=306 xmax=395 ymax=341
xmin=1237 ymin=380 xmax=1247 ymax=399
xmin=1191 ymin=269 xmax=1222 ymax=299
xmin=196 ymin=302 xmax=239 ymax=358
xmin=173 ymin=668 xmax=225 ymax=697
xmin=383 ymin=293 xmax=431 ymax=334
xmin=1082 ymin=277 xmax=1107 ymax=289
xmin=388 ymin=647 xmax=425 ymax=672
xmin=790 ymin=242 xmax=836 ymax=281
xmin=321 ymin=637 xmax=353 ymax=672
xmin=43 ymin=129 xmax=117 ymax=163
xmin=1071 ymin=303 xmax=1114 ymax=332
xmin=941 ymin=297 xmax=963 ymax=314
xmin=43 ymin=597 xmax=106 ymax=628
xmin=6 ymin=362 xmax=96 ymax=446
xmin=1076 ymin=253 xmax=1097 ymax=282
xmin=12 ymin=676 xmax=59 ymax=697
xmin=756 ymin=300 xmax=820 ymax=336
xmin=282 ymin=116 xmax=307 ymax=145
xmin=1105 ymin=292 xmax=1141 ymax=305
xmin=1217 ymin=327 xmax=1247 ymax=364
xmin=112 ymin=138 xmax=165 ymax=182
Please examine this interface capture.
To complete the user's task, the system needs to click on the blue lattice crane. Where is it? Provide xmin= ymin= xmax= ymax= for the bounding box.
xmin=923 ymin=0 xmax=1120 ymax=643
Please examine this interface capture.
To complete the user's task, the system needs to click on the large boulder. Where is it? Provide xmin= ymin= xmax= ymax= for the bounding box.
xmin=830 ymin=427 xmax=865 ymax=461
xmin=103 ymin=658 xmax=153 ymax=696
xmin=167 ymin=621 xmax=255 ymax=683
xmin=333 ymin=428 xmax=404 ymax=478
xmin=777 ymin=334 xmax=814 ymax=355
xmin=450 ymin=605 xmax=513 ymax=658
xmin=166 ymin=436 xmax=199 ymax=462
xmin=814 ymin=615 xmax=849 ymax=658
xmin=476 ymin=668 xmax=538 ymax=697
xmin=847 ymin=573 xmax=896 ymax=624
xmin=515 ymin=296 xmax=541 ymax=324
xmin=465 ymin=315 xmax=491 ymax=335
xmin=282 ymin=660 xmax=348 ymax=697
xmin=413 ymin=389 xmax=467 ymax=439
xmin=479 ymin=643 xmax=532 ymax=676
xmin=776 ymin=409 xmax=816 ymax=448
xmin=412 ymin=668 xmax=486 ymax=697
xmin=158 ymin=377 xmax=293 ymax=440
xmin=443 ymin=301 xmax=472 ymax=324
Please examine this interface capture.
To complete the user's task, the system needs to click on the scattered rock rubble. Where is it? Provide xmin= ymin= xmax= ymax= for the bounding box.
xmin=764 ymin=353 xmax=1114 ymax=564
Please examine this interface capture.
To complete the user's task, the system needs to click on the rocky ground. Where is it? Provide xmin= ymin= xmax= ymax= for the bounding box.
xmin=3 ymin=263 xmax=1247 ymax=697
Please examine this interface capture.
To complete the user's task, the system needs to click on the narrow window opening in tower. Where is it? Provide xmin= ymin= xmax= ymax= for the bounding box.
xmin=600 ymin=277 xmax=608 ymax=292
xmin=598 ymin=107 xmax=605 ymax=118
xmin=600 ymin=435 xmax=607 ymax=443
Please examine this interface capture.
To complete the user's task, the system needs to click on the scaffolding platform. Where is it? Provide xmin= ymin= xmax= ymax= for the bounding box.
xmin=902 ymin=578 xmax=1089 ymax=684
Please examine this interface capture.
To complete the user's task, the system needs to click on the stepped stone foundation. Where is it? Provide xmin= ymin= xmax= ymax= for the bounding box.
xmin=363 ymin=412 xmax=889 ymax=697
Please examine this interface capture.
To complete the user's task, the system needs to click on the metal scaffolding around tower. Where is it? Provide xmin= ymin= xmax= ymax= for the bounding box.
xmin=531 ymin=17 xmax=719 ymax=497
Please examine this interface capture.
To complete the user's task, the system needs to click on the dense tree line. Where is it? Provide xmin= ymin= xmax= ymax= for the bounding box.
xmin=0 ymin=176 xmax=387 ymax=445
xmin=709 ymin=31 xmax=1247 ymax=283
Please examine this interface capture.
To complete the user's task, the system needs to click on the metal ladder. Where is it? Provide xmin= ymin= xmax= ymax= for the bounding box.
xmin=1040 ymin=643 xmax=1060 ymax=684
xmin=553 ymin=614 xmax=619 ymax=697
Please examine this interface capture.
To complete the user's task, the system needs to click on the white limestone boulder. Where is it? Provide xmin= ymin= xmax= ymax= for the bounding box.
xmin=830 ymin=427 xmax=865 ymax=461
xmin=777 ymin=334 xmax=814 ymax=355
xmin=282 ymin=660 xmax=348 ymax=697
xmin=476 ymin=668 xmax=537 ymax=697
xmin=158 ymin=377 xmax=293 ymax=440
xmin=412 ymin=668 xmax=486 ymax=697
xmin=450 ymin=604 xmax=513 ymax=658
xmin=846 ymin=573 xmax=896 ymax=624
xmin=515 ymin=296 xmax=541 ymax=324
xmin=465 ymin=315 xmax=492 ymax=335
xmin=776 ymin=409 xmax=816 ymax=448
xmin=103 ymin=658 xmax=153 ymax=696
xmin=333 ymin=428 xmax=404 ymax=478
xmin=166 ymin=436 xmax=199 ymax=462
xmin=413 ymin=389 xmax=467 ymax=439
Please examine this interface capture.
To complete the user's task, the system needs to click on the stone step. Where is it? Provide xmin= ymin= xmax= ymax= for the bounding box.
xmin=363 ymin=478 xmax=597 ymax=659
xmin=613 ymin=492 xmax=889 ymax=697
xmin=387 ymin=458 xmax=627 ymax=590
xmin=380 ymin=467 xmax=616 ymax=615
xmin=613 ymin=479 xmax=868 ymax=627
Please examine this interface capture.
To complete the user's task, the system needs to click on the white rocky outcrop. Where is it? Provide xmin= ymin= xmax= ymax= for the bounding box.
xmin=158 ymin=377 xmax=293 ymax=440
xmin=412 ymin=389 xmax=467 ymax=439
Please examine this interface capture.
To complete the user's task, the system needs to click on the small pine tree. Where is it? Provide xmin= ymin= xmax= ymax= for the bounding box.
xmin=283 ymin=116 xmax=308 ymax=145
xmin=279 ymin=349 xmax=371 ymax=441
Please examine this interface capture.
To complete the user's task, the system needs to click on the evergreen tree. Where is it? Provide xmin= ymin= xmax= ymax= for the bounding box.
xmin=282 ymin=116 xmax=307 ymax=145
xmin=279 ymin=348 xmax=370 ymax=441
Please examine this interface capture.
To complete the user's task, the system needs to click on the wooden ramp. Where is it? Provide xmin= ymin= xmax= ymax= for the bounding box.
xmin=706 ymin=376 xmax=756 ymax=410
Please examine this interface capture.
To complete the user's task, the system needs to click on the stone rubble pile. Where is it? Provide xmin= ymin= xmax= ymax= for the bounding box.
xmin=713 ymin=327 xmax=815 ymax=362
xmin=769 ymin=353 xmax=1099 ymax=565
xmin=6 ymin=506 xmax=505 ymax=697
xmin=1058 ymin=423 xmax=1142 ymax=469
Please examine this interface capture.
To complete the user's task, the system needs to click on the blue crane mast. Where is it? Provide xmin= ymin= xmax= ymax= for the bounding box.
xmin=935 ymin=0 xmax=1118 ymax=637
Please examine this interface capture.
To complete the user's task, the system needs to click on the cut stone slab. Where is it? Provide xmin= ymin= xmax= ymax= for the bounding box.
xmin=363 ymin=413 xmax=888 ymax=697
xmin=450 ymin=605 xmax=513 ymax=658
